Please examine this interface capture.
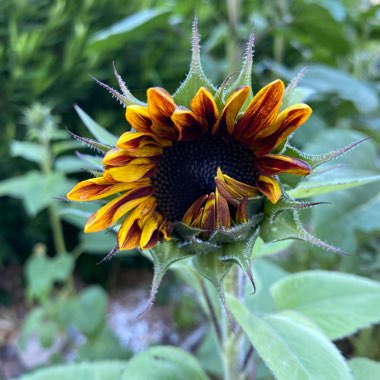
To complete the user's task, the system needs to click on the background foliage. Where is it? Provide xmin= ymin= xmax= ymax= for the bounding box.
xmin=0 ymin=0 xmax=379 ymax=379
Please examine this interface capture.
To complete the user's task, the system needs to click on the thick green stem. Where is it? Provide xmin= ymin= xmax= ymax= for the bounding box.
xmin=222 ymin=266 xmax=241 ymax=380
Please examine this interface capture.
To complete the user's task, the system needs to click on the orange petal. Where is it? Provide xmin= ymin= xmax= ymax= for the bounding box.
xmin=234 ymin=80 xmax=284 ymax=140
xmin=216 ymin=86 xmax=250 ymax=135
xmin=171 ymin=108 xmax=205 ymax=141
xmin=147 ymin=87 xmax=179 ymax=140
xmin=182 ymin=194 xmax=209 ymax=225
xmin=256 ymin=175 xmax=281 ymax=204
xmin=67 ymin=177 xmax=149 ymax=201
xmin=254 ymin=104 xmax=312 ymax=155
xmin=255 ymin=154 xmax=312 ymax=176
xmin=214 ymin=168 xmax=241 ymax=207
xmin=106 ymin=158 xmax=155 ymax=182
xmin=84 ymin=187 xmax=153 ymax=232
xmin=126 ymin=105 xmax=152 ymax=133
xmin=191 ymin=207 xmax=204 ymax=228
xmin=215 ymin=188 xmax=231 ymax=228
xmin=190 ymin=87 xmax=219 ymax=133
xmin=200 ymin=192 xmax=216 ymax=232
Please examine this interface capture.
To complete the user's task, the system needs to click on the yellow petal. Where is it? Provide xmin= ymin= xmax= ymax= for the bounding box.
xmin=125 ymin=105 xmax=152 ymax=133
xmin=106 ymin=158 xmax=155 ymax=182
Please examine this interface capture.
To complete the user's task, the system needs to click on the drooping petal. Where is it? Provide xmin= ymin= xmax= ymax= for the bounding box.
xmin=216 ymin=85 xmax=249 ymax=135
xmin=117 ymin=198 xmax=156 ymax=250
xmin=214 ymin=168 xmax=241 ymax=207
xmin=256 ymin=175 xmax=281 ymax=204
xmin=190 ymin=87 xmax=219 ymax=133
xmin=84 ymin=187 xmax=154 ymax=232
xmin=234 ymin=80 xmax=284 ymax=140
xmin=140 ymin=212 xmax=164 ymax=250
xmin=255 ymin=154 xmax=312 ymax=176
xmin=106 ymin=158 xmax=155 ymax=182
xmin=147 ymin=87 xmax=179 ymax=140
xmin=67 ymin=177 xmax=148 ymax=201
xmin=171 ymin=108 xmax=205 ymax=141
xmin=223 ymin=173 xmax=259 ymax=197
xmin=254 ymin=104 xmax=312 ymax=155
xmin=182 ymin=194 xmax=209 ymax=225
xmin=215 ymin=188 xmax=231 ymax=228
xmin=235 ymin=197 xmax=248 ymax=224
xmin=125 ymin=105 xmax=152 ymax=133
xmin=200 ymin=192 xmax=216 ymax=232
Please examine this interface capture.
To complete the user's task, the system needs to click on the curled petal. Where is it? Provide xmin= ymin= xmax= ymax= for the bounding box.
xmin=171 ymin=108 xmax=205 ymax=141
xmin=190 ymin=87 xmax=219 ymax=133
xmin=254 ymin=104 xmax=312 ymax=155
xmin=256 ymin=175 xmax=281 ymax=204
xmin=182 ymin=194 xmax=209 ymax=225
xmin=191 ymin=207 xmax=204 ymax=228
xmin=84 ymin=187 xmax=153 ymax=232
xmin=200 ymin=192 xmax=216 ymax=232
xmin=214 ymin=168 xmax=241 ymax=207
xmin=67 ymin=177 xmax=149 ymax=201
xmin=126 ymin=105 xmax=152 ymax=133
xmin=256 ymin=154 xmax=312 ymax=176
xmin=235 ymin=197 xmax=248 ymax=224
xmin=215 ymin=188 xmax=231 ymax=228
xmin=234 ymin=80 xmax=284 ymax=140
xmin=216 ymin=85 xmax=249 ymax=135
xmin=106 ymin=158 xmax=155 ymax=182
xmin=223 ymin=173 xmax=258 ymax=197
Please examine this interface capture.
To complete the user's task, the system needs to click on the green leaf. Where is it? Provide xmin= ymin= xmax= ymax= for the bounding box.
xmin=16 ymin=361 xmax=128 ymax=380
xmin=10 ymin=141 xmax=46 ymax=164
xmin=70 ymin=286 xmax=108 ymax=338
xmin=74 ymin=105 xmax=117 ymax=146
xmin=26 ymin=254 xmax=75 ymax=302
xmin=121 ymin=346 xmax=210 ymax=380
xmin=270 ymin=270 xmax=380 ymax=340
xmin=228 ymin=296 xmax=353 ymax=380
xmin=349 ymin=358 xmax=380 ymax=380
xmin=287 ymin=175 xmax=380 ymax=199
xmin=173 ymin=17 xmax=215 ymax=107
xmin=297 ymin=64 xmax=378 ymax=113
xmin=311 ymin=181 xmax=380 ymax=253
xmin=89 ymin=9 xmax=170 ymax=52
xmin=0 ymin=171 xmax=72 ymax=216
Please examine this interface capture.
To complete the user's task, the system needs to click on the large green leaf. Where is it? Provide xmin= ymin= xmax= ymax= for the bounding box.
xmin=287 ymin=175 xmax=380 ymax=199
xmin=0 ymin=171 xmax=72 ymax=216
xmin=349 ymin=358 xmax=380 ymax=380
xmin=10 ymin=141 xmax=46 ymax=164
xmin=270 ymin=270 xmax=380 ymax=340
xmin=16 ymin=361 xmax=128 ymax=380
xmin=74 ymin=105 xmax=117 ymax=146
xmin=228 ymin=296 xmax=353 ymax=380
xmin=121 ymin=346 xmax=210 ymax=380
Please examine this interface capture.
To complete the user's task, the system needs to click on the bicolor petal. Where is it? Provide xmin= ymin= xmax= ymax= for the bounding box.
xmin=256 ymin=175 xmax=281 ymax=204
xmin=234 ymin=80 xmax=284 ymax=140
xmin=255 ymin=154 xmax=312 ymax=176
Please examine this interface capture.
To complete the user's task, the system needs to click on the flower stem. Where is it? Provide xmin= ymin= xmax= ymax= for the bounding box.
xmin=226 ymin=0 xmax=241 ymax=74
xmin=222 ymin=266 xmax=241 ymax=380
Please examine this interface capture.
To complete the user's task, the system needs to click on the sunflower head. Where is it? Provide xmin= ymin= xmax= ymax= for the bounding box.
xmin=66 ymin=18 xmax=346 ymax=312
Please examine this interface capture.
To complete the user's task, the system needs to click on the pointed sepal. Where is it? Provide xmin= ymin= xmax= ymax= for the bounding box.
xmin=173 ymin=16 xmax=216 ymax=107
xmin=281 ymin=67 xmax=309 ymax=110
xmin=219 ymin=230 xmax=260 ymax=293
xmin=260 ymin=209 xmax=346 ymax=255
xmin=66 ymin=129 xmax=112 ymax=154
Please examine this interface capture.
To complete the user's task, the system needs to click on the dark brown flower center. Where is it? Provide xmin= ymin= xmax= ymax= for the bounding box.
xmin=152 ymin=135 xmax=258 ymax=222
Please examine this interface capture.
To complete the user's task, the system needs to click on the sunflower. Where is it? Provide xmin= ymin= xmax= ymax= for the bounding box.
xmin=67 ymin=79 xmax=312 ymax=251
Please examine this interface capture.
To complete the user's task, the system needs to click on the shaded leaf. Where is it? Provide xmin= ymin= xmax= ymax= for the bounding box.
xmin=349 ymin=357 xmax=380 ymax=380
